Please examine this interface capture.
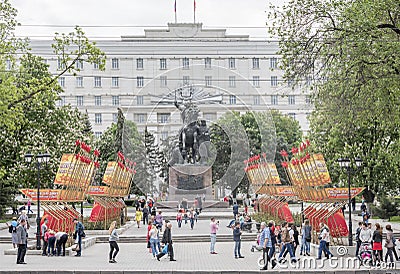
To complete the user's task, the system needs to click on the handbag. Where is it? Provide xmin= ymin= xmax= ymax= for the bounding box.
xmin=162 ymin=243 xmax=169 ymax=254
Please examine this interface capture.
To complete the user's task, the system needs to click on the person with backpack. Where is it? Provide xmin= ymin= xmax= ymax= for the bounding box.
xmin=7 ymin=217 xmax=18 ymax=248
xmin=277 ymin=222 xmax=297 ymax=263
xmin=73 ymin=218 xmax=85 ymax=257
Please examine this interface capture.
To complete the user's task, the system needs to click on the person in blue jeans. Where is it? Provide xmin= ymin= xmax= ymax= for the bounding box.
xmin=233 ymin=222 xmax=244 ymax=259
xmin=73 ymin=218 xmax=85 ymax=257
xmin=317 ymin=223 xmax=333 ymax=259
xmin=278 ymin=222 xmax=297 ymax=263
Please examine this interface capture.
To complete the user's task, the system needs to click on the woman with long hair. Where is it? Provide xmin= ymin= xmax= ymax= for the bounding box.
xmin=384 ymin=224 xmax=395 ymax=267
xmin=372 ymin=223 xmax=383 ymax=266
xmin=108 ymin=221 xmax=119 ymax=263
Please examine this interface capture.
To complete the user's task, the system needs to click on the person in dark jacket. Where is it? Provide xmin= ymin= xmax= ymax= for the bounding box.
xmin=73 ymin=218 xmax=85 ymax=257
xmin=16 ymin=219 xmax=28 ymax=264
xmin=233 ymin=221 xmax=244 ymax=259
xmin=156 ymin=222 xmax=176 ymax=261
xmin=142 ymin=206 xmax=149 ymax=225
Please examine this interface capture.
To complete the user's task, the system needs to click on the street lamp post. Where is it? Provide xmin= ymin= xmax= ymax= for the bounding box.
xmin=337 ymin=157 xmax=362 ymax=246
xmin=25 ymin=152 xmax=51 ymax=250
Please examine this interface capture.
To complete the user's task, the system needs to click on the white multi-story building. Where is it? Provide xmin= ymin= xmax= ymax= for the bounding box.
xmin=30 ymin=23 xmax=312 ymax=140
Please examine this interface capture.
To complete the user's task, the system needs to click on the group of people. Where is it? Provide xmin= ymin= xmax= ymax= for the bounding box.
xmin=145 ymin=220 xmax=176 ymax=261
xmin=7 ymin=210 xmax=85 ymax=264
xmin=355 ymin=221 xmax=398 ymax=267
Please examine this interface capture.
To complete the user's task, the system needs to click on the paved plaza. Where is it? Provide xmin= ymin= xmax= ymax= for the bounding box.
xmin=0 ymin=206 xmax=399 ymax=273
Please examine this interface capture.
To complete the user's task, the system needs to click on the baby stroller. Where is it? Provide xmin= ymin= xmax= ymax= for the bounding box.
xmin=358 ymin=242 xmax=373 ymax=266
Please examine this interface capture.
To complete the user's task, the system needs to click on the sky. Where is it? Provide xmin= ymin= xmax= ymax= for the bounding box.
xmin=10 ymin=0 xmax=284 ymax=40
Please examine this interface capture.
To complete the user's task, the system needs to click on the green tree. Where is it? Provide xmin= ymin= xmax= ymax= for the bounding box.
xmin=210 ymin=111 xmax=302 ymax=195
xmin=0 ymin=0 xmax=105 ymax=217
xmin=268 ymin=0 xmax=400 ymax=194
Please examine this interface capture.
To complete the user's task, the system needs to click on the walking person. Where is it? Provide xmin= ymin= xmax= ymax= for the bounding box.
xmin=259 ymin=222 xmax=276 ymax=270
xmin=317 ymin=223 xmax=333 ymax=260
xmin=16 ymin=219 xmax=28 ymax=264
xmin=6 ymin=217 xmax=18 ymax=248
xmin=233 ymin=221 xmax=244 ymax=259
xmin=73 ymin=218 xmax=85 ymax=257
xmin=300 ymin=219 xmax=312 ymax=256
xmin=157 ymin=222 xmax=176 ymax=261
xmin=232 ymin=202 xmax=239 ymax=219
xmin=278 ymin=222 xmax=297 ymax=263
xmin=210 ymin=217 xmax=219 ymax=254
xmin=108 ymin=221 xmax=119 ymax=263
xmin=135 ymin=208 xmax=143 ymax=228
xmin=372 ymin=223 xmax=383 ymax=266
xmin=176 ymin=211 xmax=182 ymax=228
xmin=41 ymin=218 xmax=49 ymax=256
xmin=355 ymin=222 xmax=363 ymax=257
xmin=189 ymin=208 xmax=195 ymax=230
xmin=17 ymin=210 xmax=29 ymax=229
xmin=292 ymin=224 xmax=300 ymax=255
xmin=149 ymin=223 xmax=159 ymax=258
xmin=26 ymin=200 xmax=33 ymax=214
xmin=55 ymin=231 xmax=68 ymax=256
xmin=142 ymin=206 xmax=149 ymax=225
xmin=384 ymin=224 xmax=395 ymax=267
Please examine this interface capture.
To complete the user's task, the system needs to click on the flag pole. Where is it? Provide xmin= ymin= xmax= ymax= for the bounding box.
xmin=193 ymin=0 xmax=196 ymax=23
xmin=174 ymin=0 xmax=177 ymax=23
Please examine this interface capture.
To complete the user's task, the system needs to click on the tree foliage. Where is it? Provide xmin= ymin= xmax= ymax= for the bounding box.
xmin=0 ymin=0 xmax=105 ymax=217
xmin=268 ymin=0 xmax=400 ymax=195
xmin=210 ymin=111 xmax=302 ymax=195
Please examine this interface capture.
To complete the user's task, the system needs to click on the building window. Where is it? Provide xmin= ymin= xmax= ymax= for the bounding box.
xmin=111 ymin=77 xmax=119 ymax=88
xmin=111 ymin=58 xmax=119 ymax=69
xmin=94 ymin=76 xmax=102 ymax=87
xmin=288 ymin=95 xmax=296 ymax=105
xmin=76 ymin=96 xmax=84 ymax=106
xmin=182 ymin=58 xmax=190 ymax=69
xmin=57 ymin=58 xmax=65 ymax=70
xmin=252 ymin=58 xmax=259 ymax=69
xmin=57 ymin=96 xmax=66 ymax=106
xmin=252 ymin=76 xmax=260 ymax=87
xmin=183 ymin=76 xmax=190 ymax=85
xmin=287 ymin=78 xmax=294 ymax=87
xmin=136 ymin=58 xmax=144 ymax=69
xmin=160 ymin=58 xmax=167 ymax=70
xmin=94 ymin=96 xmax=102 ymax=106
xmin=161 ymin=131 xmax=169 ymax=140
xmin=288 ymin=113 xmax=296 ymax=120
xmin=229 ymin=95 xmax=237 ymax=105
xmin=112 ymin=96 xmax=120 ymax=106
xmin=305 ymin=95 xmax=311 ymax=104
xmin=94 ymin=132 xmax=102 ymax=138
xmin=305 ymin=76 xmax=312 ymax=86
xmin=228 ymin=58 xmax=235 ymax=69
xmin=93 ymin=63 xmax=99 ymax=70
xmin=5 ymin=59 xmax=12 ymax=70
xmin=58 ymin=77 xmax=65 ymax=87
xmin=112 ymin=113 xmax=118 ymax=123
xmin=229 ymin=76 xmax=236 ymax=87
xmin=76 ymin=59 xmax=83 ymax=70
xmin=271 ymin=95 xmax=278 ymax=105
xmin=158 ymin=113 xmax=170 ymax=124
xmin=205 ymin=76 xmax=212 ymax=87
xmin=253 ymin=95 xmax=261 ymax=105
xmin=270 ymin=57 xmax=277 ymax=69
xmin=271 ymin=76 xmax=278 ymax=87
xmin=134 ymin=113 xmax=147 ymax=124
xmin=205 ymin=57 xmax=211 ymax=69
xmin=160 ymin=76 xmax=167 ymax=87
xmin=76 ymin=76 xmax=83 ymax=87
xmin=95 ymin=113 xmax=102 ymax=124
xmin=137 ymin=76 xmax=144 ymax=87
xmin=137 ymin=95 xmax=144 ymax=105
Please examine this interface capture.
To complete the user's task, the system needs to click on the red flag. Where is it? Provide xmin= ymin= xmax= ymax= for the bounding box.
xmin=194 ymin=0 xmax=196 ymax=11
xmin=174 ymin=0 xmax=176 ymax=12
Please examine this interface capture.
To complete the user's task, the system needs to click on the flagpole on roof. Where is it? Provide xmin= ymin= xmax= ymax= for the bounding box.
xmin=174 ymin=0 xmax=177 ymax=23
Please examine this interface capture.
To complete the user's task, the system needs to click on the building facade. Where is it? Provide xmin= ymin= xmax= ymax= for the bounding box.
xmin=30 ymin=23 xmax=312 ymax=140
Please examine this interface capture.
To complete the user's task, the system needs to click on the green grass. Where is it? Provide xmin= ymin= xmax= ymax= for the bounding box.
xmin=389 ymin=216 xmax=400 ymax=222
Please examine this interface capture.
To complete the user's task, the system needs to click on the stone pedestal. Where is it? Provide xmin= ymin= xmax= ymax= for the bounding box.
xmin=169 ymin=165 xmax=212 ymax=201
